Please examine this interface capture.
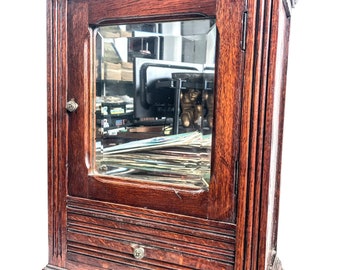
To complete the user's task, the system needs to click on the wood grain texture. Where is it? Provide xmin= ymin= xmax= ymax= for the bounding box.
xmin=65 ymin=0 xmax=240 ymax=220
xmin=86 ymin=0 xmax=216 ymax=25
xmin=44 ymin=265 xmax=67 ymax=270
xmin=259 ymin=0 xmax=291 ymax=268
xmin=235 ymin=0 xmax=291 ymax=269
xmin=47 ymin=0 xmax=68 ymax=267
xmin=207 ymin=0 xmax=245 ymax=221
xmin=66 ymin=196 xmax=236 ymax=269
xmin=46 ymin=0 xmax=294 ymax=268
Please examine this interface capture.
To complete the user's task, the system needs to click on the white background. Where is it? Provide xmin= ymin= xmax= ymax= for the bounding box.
xmin=0 ymin=1 xmax=339 ymax=269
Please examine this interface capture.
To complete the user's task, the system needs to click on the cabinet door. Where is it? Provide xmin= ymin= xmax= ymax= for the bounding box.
xmin=66 ymin=0 xmax=244 ymax=222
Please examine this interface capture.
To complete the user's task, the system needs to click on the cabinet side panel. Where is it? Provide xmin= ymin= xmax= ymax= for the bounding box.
xmin=235 ymin=0 xmax=292 ymax=269
xmin=259 ymin=0 xmax=291 ymax=268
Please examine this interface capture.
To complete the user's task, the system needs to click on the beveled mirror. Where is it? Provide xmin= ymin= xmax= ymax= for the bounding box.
xmin=94 ymin=19 xmax=216 ymax=189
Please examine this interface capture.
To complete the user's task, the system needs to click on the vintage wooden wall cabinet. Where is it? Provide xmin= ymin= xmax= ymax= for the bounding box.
xmin=46 ymin=0 xmax=296 ymax=269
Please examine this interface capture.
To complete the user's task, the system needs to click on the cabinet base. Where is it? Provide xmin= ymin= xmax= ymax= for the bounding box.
xmin=269 ymin=255 xmax=283 ymax=270
xmin=43 ymin=265 xmax=67 ymax=270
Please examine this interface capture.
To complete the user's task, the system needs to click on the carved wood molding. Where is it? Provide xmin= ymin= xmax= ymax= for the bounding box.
xmin=46 ymin=0 xmax=68 ymax=267
xmin=66 ymin=196 xmax=237 ymax=269
xmin=283 ymin=0 xmax=297 ymax=17
xmin=291 ymin=0 xmax=298 ymax=7
xmin=269 ymin=255 xmax=283 ymax=270
xmin=44 ymin=265 xmax=67 ymax=270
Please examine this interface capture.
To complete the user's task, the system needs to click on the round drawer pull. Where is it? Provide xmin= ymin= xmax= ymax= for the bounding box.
xmin=133 ymin=247 xmax=145 ymax=260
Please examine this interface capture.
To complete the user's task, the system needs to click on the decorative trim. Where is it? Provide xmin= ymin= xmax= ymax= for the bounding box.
xmin=269 ymin=255 xmax=283 ymax=270
xmin=283 ymin=0 xmax=298 ymax=17
xmin=291 ymin=0 xmax=298 ymax=7
xmin=47 ymin=0 xmax=68 ymax=267
xmin=282 ymin=0 xmax=292 ymax=17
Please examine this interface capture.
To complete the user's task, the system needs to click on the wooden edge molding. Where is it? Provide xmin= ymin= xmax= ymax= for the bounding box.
xmin=283 ymin=0 xmax=297 ymax=17
xmin=43 ymin=265 xmax=67 ymax=270
xmin=291 ymin=0 xmax=298 ymax=7
xmin=268 ymin=255 xmax=283 ymax=270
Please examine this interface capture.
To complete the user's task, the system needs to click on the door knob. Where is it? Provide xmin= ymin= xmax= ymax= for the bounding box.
xmin=66 ymin=98 xmax=78 ymax=112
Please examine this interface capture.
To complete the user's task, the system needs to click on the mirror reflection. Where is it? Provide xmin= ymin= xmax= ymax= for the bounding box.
xmin=94 ymin=19 xmax=216 ymax=189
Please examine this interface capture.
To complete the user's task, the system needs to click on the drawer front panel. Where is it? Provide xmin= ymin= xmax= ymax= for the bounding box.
xmin=66 ymin=197 xmax=236 ymax=269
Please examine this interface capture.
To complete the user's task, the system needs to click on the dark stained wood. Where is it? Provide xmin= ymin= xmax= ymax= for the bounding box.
xmin=258 ymin=0 xmax=291 ymax=269
xmin=46 ymin=0 xmax=294 ymax=268
xmin=207 ymin=0 xmax=246 ymax=221
xmin=67 ymin=0 xmax=91 ymax=198
xmin=87 ymin=176 xmax=209 ymax=217
xmin=235 ymin=0 xmax=292 ymax=269
xmin=46 ymin=0 xmax=68 ymax=268
xmin=87 ymin=0 xmax=216 ymax=25
xmin=65 ymin=0 xmax=240 ymax=219
xmin=65 ymin=196 xmax=235 ymax=269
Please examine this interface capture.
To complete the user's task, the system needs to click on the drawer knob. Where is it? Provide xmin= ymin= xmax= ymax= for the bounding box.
xmin=133 ymin=247 xmax=145 ymax=260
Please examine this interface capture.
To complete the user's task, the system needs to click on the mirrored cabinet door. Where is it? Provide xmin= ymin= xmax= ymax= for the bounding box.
xmin=65 ymin=0 xmax=239 ymax=220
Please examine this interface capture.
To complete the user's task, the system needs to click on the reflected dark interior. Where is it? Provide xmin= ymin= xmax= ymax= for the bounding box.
xmin=133 ymin=58 xmax=214 ymax=134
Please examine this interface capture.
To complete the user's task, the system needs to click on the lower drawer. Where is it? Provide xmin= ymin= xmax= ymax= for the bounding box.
xmin=66 ymin=196 xmax=236 ymax=269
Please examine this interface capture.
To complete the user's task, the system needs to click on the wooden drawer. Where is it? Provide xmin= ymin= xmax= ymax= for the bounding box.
xmin=66 ymin=197 xmax=236 ymax=269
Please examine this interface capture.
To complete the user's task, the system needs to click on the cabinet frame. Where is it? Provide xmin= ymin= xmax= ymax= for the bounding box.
xmin=46 ymin=0 xmax=292 ymax=269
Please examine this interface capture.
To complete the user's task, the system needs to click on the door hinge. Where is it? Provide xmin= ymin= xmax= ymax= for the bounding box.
xmin=234 ymin=160 xmax=240 ymax=195
xmin=241 ymin=11 xmax=248 ymax=51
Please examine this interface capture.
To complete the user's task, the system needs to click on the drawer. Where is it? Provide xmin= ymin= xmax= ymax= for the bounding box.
xmin=66 ymin=197 xmax=236 ymax=269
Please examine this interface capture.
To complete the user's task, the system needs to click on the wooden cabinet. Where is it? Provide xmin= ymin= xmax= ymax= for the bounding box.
xmin=45 ymin=0 xmax=296 ymax=269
